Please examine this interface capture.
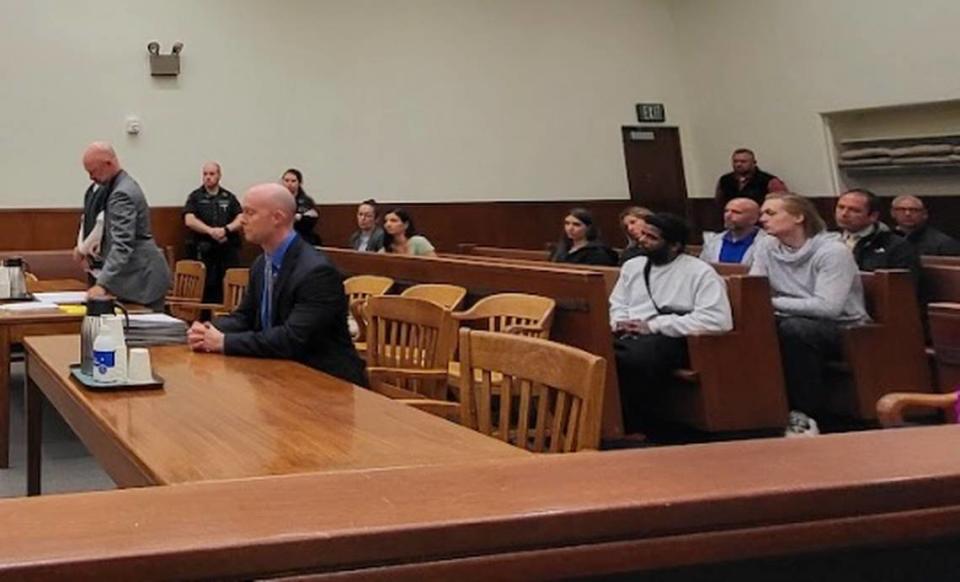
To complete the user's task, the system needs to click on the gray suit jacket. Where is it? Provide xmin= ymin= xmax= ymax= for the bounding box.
xmin=348 ymin=227 xmax=385 ymax=252
xmin=96 ymin=170 xmax=171 ymax=305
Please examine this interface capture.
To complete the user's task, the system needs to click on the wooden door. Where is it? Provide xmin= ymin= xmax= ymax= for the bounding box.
xmin=621 ymin=126 xmax=688 ymax=217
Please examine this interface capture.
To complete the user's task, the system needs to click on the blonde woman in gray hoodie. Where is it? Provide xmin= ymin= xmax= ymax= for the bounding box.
xmin=750 ymin=194 xmax=869 ymax=437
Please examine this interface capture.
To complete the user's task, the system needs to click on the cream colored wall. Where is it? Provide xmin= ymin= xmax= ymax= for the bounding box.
xmin=667 ymin=0 xmax=960 ymax=198
xmin=0 ymin=0 xmax=691 ymax=207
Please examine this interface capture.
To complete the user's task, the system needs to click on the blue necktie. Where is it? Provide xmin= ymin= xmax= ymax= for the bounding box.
xmin=261 ymin=257 xmax=275 ymax=328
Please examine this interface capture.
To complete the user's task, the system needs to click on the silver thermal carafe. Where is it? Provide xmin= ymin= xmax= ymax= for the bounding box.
xmin=81 ymin=297 xmax=129 ymax=376
xmin=3 ymin=257 xmax=28 ymax=299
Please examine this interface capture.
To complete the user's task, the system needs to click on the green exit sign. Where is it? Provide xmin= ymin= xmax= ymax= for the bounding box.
xmin=636 ymin=103 xmax=665 ymax=123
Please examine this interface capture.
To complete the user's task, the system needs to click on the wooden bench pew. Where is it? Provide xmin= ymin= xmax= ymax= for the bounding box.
xmin=921 ymin=255 xmax=960 ymax=268
xmin=321 ymin=248 xmax=625 ymax=439
xmin=922 ymin=262 xmax=960 ymax=303
xmin=827 ymin=270 xmax=931 ymax=419
xmin=928 ymin=302 xmax=960 ymax=391
xmin=655 ymin=275 xmax=788 ymax=432
xmin=457 ymin=243 xmax=552 ymax=262
xmin=421 ymin=251 xmax=787 ymax=433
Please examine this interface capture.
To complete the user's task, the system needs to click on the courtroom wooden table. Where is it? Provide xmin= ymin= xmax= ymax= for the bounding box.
xmin=0 ymin=278 xmax=87 ymax=468
xmin=25 ymin=335 xmax=527 ymax=495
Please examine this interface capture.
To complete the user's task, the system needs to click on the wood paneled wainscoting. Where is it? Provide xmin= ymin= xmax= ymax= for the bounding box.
xmin=8 ymin=196 xmax=960 ymax=261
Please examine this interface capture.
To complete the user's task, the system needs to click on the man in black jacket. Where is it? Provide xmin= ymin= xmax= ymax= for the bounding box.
xmin=891 ymin=195 xmax=960 ymax=256
xmin=835 ymin=189 xmax=921 ymax=282
xmin=715 ymin=148 xmax=787 ymax=207
xmin=187 ymin=183 xmax=367 ymax=387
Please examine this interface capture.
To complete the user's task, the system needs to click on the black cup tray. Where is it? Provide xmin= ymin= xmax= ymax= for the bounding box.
xmin=0 ymin=293 xmax=35 ymax=304
xmin=69 ymin=364 xmax=164 ymax=391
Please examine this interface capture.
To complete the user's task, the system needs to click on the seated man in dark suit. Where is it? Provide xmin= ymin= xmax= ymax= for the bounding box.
xmin=188 ymin=183 xmax=367 ymax=387
xmin=836 ymin=189 xmax=920 ymax=282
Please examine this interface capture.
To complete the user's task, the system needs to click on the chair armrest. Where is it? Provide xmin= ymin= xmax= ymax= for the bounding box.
xmin=165 ymin=299 xmax=225 ymax=310
xmin=877 ymin=392 xmax=958 ymax=427
xmin=451 ymin=310 xmax=481 ymax=322
xmin=503 ymin=323 xmax=546 ymax=337
xmin=368 ymin=367 xmax=450 ymax=400
xmin=165 ymin=295 xmax=209 ymax=304
xmin=395 ymin=398 xmax=462 ymax=422
xmin=367 ymin=367 xmax=449 ymax=380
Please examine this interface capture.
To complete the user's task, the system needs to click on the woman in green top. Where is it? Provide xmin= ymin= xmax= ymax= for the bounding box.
xmin=381 ymin=208 xmax=437 ymax=257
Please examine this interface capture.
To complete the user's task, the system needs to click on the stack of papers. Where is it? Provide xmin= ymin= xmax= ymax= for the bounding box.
xmin=0 ymin=302 xmax=59 ymax=312
xmin=126 ymin=313 xmax=188 ymax=346
xmin=32 ymin=292 xmax=88 ymax=305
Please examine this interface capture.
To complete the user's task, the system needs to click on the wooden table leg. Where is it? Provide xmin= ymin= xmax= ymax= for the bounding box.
xmin=26 ymin=366 xmax=42 ymax=497
xmin=0 ymin=327 xmax=10 ymax=469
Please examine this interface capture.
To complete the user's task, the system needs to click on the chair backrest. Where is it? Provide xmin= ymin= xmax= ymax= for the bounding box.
xmin=344 ymin=275 xmax=394 ymax=303
xmin=458 ymin=329 xmax=605 ymax=452
xmin=222 ymin=268 xmax=250 ymax=312
xmin=171 ymin=260 xmax=206 ymax=300
xmin=365 ymin=295 xmax=457 ymax=371
xmin=400 ymin=284 xmax=467 ymax=310
xmin=345 ymin=275 xmax=395 ymax=342
xmin=454 ymin=293 xmax=555 ymax=338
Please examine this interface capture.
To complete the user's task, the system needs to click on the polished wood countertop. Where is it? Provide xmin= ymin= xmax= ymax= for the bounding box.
xmin=25 ymin=335 xmax=526 ymax=486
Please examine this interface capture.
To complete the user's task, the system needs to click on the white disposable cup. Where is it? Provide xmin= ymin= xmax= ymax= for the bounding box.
xmin=127 ymin=348 xmax=153 ymax=383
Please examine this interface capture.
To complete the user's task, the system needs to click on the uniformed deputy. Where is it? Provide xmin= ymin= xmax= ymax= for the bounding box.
xmin=183 ymin=162 xmax=243 ymax=302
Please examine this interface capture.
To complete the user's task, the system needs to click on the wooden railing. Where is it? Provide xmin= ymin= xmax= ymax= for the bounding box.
xmin=0 ymin=426 xmax=958 ymax=579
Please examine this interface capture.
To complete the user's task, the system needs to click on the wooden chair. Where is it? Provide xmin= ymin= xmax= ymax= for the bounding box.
xmin=458 ymin=328 xmax=605 ymax=452
xmin=448 ymin=293 xmax=556 ymax=390
xmin=364 ymin=295 xmax=459 ymax=417
xmin=344 ymin=275 xmax=394 ymax=342
xmin=165 ymin=268 xmax=250 ymax=318
xmin=166 ymin=260 xmax=206 ymax=321
xmin=400 ymin=284 xmax=467 ymax=310
xmin=453 ymin=293 xmax=555 ymax=338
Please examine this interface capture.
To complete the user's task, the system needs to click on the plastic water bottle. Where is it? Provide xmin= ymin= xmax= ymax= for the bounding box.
xmin=0 ymin=265 xmax=10 ymax=300
xmin=102 ymin=315 xmax=128 ymax=381
xmin=93 ymin=315 xmax=120 ymax=384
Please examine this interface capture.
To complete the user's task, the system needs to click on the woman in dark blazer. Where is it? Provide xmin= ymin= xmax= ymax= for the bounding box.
xmin=549 ymin=208 xmax=617 ymax=266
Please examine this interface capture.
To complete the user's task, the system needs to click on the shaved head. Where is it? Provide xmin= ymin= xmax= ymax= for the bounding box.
xmin=247 ymin=183 xmax=296 ymax=217
xmin=201 ymin=161 xmax=222 ymax=190
xmin=240 ymin=183 xmax=297 ymax=250
xmin=724 ymin=197 xmax=761 ymax=233
xmin=82 ymin=141 xmax=121 ymax=184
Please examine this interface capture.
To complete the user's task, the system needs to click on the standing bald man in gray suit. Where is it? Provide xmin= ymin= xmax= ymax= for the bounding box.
xmin=78 ymin=142 xmax=171 ymax=310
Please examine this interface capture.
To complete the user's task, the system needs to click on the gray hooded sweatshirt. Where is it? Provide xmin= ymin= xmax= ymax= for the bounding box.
xmin=749 ymin=232 xmax=869 ymax=324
